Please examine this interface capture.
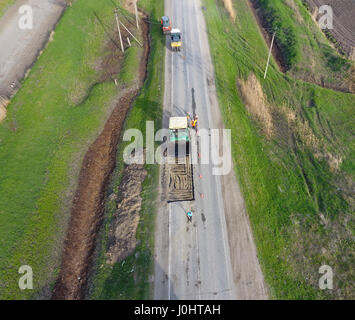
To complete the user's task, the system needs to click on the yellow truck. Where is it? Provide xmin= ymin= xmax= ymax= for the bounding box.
xmin=170 ymin=28 xmax=182 ymax=52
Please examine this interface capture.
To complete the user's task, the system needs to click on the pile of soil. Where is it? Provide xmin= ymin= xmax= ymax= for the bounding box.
xmin=106 ymin=163 xmax=147 ymax=265
xmin=51 ymin=15 xmax=150 ymax=300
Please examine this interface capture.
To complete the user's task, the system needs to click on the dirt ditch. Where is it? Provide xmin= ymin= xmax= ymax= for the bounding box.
xmin=248 ymin=0 xmax=287 ymax=72
xmin=51 ymin=15 xmax=150 ymax=300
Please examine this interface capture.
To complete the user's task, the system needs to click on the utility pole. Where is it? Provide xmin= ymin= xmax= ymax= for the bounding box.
xmin=264 ymin=32 xmax=275 ymax=79
xmin=134 ymin=1 xmax=139 ymax=30
xmin=120 ymin=21 xmax=143 ymax=47
xmin=114 ymin=8 xmax=124 ymax=53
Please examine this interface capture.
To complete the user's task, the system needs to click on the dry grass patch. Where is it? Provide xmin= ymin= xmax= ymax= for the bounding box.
xmin=237 ymin=73 xmax=274 ymax=139
xmin=285 ymin=109 xmax=343 ymax=171
xmin=0 ymin=96 xmax=9 ymax=122
xmin=0 ymin=105 xmax=6 ymax=122
xmin=238 ymin=73 xmax=343 ymax=171
xmin=223 ymin=0 xmax=236 ymax=22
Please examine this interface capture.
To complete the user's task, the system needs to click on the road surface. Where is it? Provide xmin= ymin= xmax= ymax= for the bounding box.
xmin=0 ymin=0 xmax=66 ymax=98
xmin=154 ymin=0 xmax=269 ymax=300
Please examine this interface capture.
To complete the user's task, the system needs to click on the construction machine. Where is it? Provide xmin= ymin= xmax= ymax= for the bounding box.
xmin=166 ymin=117 xmax=194 ymax=202
xmin=170 ymin=28 xmax=182 ymax=52
xmin=161 ymin=16 xmax=172 ymax=34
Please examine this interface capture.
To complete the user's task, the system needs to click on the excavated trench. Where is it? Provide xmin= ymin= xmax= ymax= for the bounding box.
xmin=248 ymin=0 xmax=287 ymax=72
xmin=51 ymin=15 xmax=150 ymax=300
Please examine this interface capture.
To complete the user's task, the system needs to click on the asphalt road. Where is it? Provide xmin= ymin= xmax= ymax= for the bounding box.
xmin=154 ymin=0 xmax=269 ymax=300
xmin=0 ymin=0 xmax=65 ymax=97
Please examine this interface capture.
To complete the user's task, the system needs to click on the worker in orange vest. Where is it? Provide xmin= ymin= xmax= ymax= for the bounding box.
xmin=191 ymin=115 xmax=198 ymax=130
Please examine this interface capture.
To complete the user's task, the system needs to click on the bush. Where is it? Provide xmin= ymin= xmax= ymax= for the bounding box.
xmin=259 ymin=0 xmax=301 ymax=69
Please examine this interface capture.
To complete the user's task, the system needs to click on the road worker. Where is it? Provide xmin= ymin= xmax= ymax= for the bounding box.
xmin=191 ymin=116 xmax=198 ymax=130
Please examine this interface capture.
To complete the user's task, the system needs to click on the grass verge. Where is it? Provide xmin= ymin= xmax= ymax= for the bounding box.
xmin=204 ymin=0 xmax=354 ymax=299
xmin=87 ymin=0 xmax=164 ymax=299
xmin=0 ymin=0 xmax=143 ymax=299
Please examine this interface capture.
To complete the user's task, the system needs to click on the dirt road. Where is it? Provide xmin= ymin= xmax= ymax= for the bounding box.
xmin=154 ymin=0 xmax=268 ymax=300
xmin=0 ymin=0 xmax=66 ymax=97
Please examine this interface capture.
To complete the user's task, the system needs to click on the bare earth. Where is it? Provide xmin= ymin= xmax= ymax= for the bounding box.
xmin=305 ymin=0 xmax=355 ymax=58
xmin=0 ymin=0 xmax=66 ymax=98
xmin=154 ymin=0 xmax=268 ymax=300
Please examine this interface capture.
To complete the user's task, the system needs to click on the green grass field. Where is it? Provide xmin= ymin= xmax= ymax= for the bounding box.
xmin=255 ymin=0 xmax=352 ymax=91
xmin=0 ymin=0 xmax=146 ymax=299
xmin=203 ymin=0 xmax=354 ymax=299
xmin=87 ymin=0 xmax=164 ymax=299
